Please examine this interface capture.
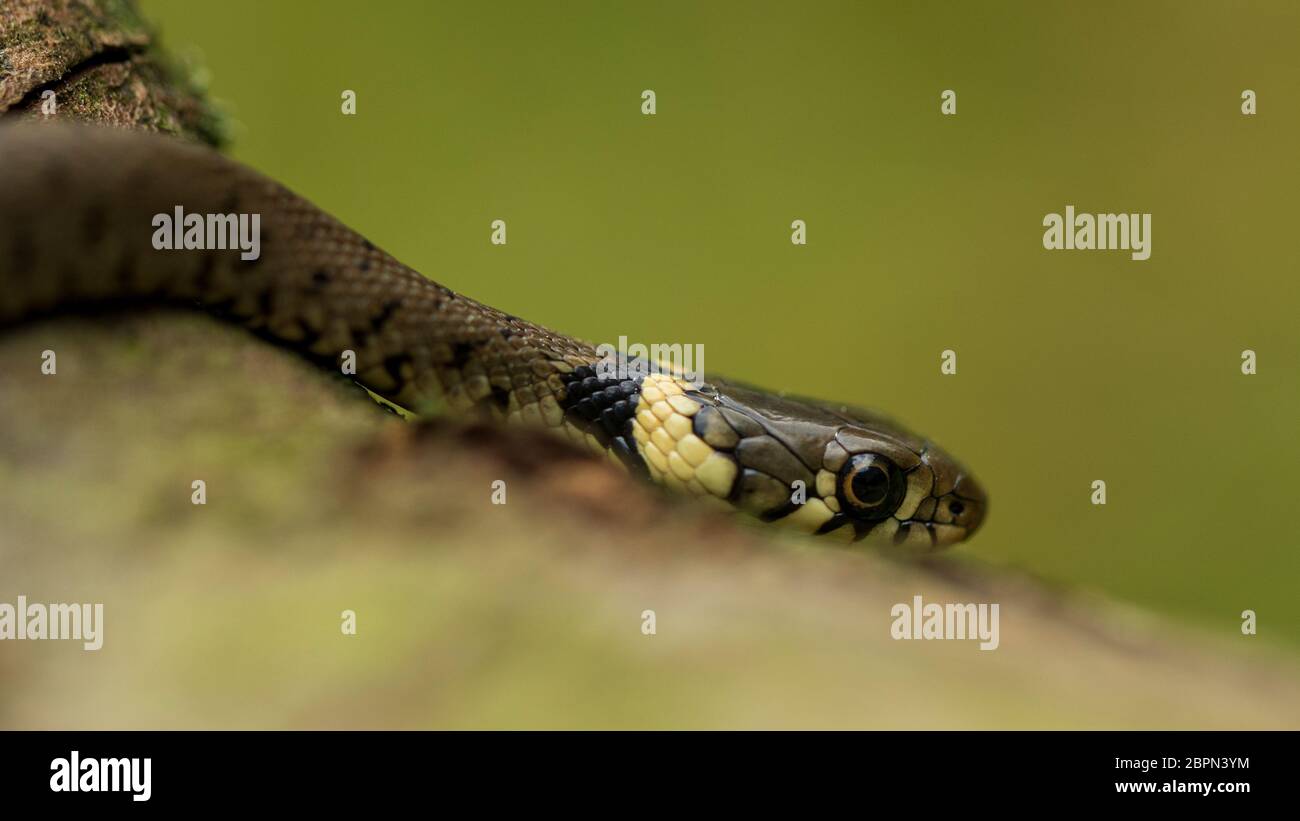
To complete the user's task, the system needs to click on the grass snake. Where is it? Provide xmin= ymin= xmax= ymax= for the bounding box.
xmin=0 ymin=124 xmax=986 ymax=549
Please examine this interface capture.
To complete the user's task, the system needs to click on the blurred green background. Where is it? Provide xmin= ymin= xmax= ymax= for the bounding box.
xmin=140 ymin=0 xmax=1300 ymax=649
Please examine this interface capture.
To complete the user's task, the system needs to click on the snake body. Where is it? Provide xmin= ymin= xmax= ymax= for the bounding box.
xmin=0 ymin=124 xmax=986 ymax=548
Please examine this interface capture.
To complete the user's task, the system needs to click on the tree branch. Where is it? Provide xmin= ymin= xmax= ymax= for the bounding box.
xmin=0 ymin=0 xmax=223 ymax=144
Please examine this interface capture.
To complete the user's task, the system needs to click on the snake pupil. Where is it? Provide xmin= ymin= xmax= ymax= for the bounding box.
xmin=851 ymin=466 xmax=889 ymax=506
xmin=837 ymin=452 xmax=906 ymax=522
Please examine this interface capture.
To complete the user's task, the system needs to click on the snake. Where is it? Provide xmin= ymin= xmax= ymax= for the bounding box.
xmin=0 ymin=123 xmax=986 ymax=549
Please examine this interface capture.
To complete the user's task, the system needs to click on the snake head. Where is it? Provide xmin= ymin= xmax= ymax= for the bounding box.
xmin=629 ymin=374 xmax=986 ymax=550
xmin=825 ymin=421 xmax=987 ymax=549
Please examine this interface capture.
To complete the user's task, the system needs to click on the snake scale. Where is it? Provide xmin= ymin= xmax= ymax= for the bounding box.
xmin=0 ymin=123 xmax=985 ymax=548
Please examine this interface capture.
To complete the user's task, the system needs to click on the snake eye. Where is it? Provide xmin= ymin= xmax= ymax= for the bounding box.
xmin=837 ymin=453 xmax=906 ymax=521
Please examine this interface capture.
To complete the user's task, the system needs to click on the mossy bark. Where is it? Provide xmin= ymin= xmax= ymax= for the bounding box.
xmin=0 ymin=0 xmax=223 ymax=143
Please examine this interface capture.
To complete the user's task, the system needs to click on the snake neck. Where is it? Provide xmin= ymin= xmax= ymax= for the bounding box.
xmin=0 ymin=124 xmax=663 ymax=467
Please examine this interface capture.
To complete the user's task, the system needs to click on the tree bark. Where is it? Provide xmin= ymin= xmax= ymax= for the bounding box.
xmin=0 ymin=0 xmax=222 ymax=143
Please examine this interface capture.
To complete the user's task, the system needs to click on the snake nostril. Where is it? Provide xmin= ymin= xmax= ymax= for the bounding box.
xmin=949 ymin=500 xmax=965 ymax=516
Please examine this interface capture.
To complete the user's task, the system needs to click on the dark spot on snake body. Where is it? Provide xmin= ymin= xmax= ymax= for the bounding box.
xmin=374 ymin=298 xmax=401 ymax=327
xmin=296 ymin=323 xmax=323 ymax=349
xmin=311 ymin=269 xmax=331 ymax=288
xmin=383 ymin=353 xmax=411 ymax=385
xmin=816 ymin=514 xmax=850 ymax=536
xmin=361 ymin=238 xmax=375 ymax=251
xmin=358 ymin=258 xmax=371 ymax=272
xmin=852 ymin=518 xmax=882 ymax=541
xmin=490 ymin=385 xmax=511 ymax=410
xmin=451 ymin=341 xmax=476 ymax=368
xmin=558 ymin=370 xmax=642 ymax=420
xmin=759 ymin=502 xmax=799 ymax=523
